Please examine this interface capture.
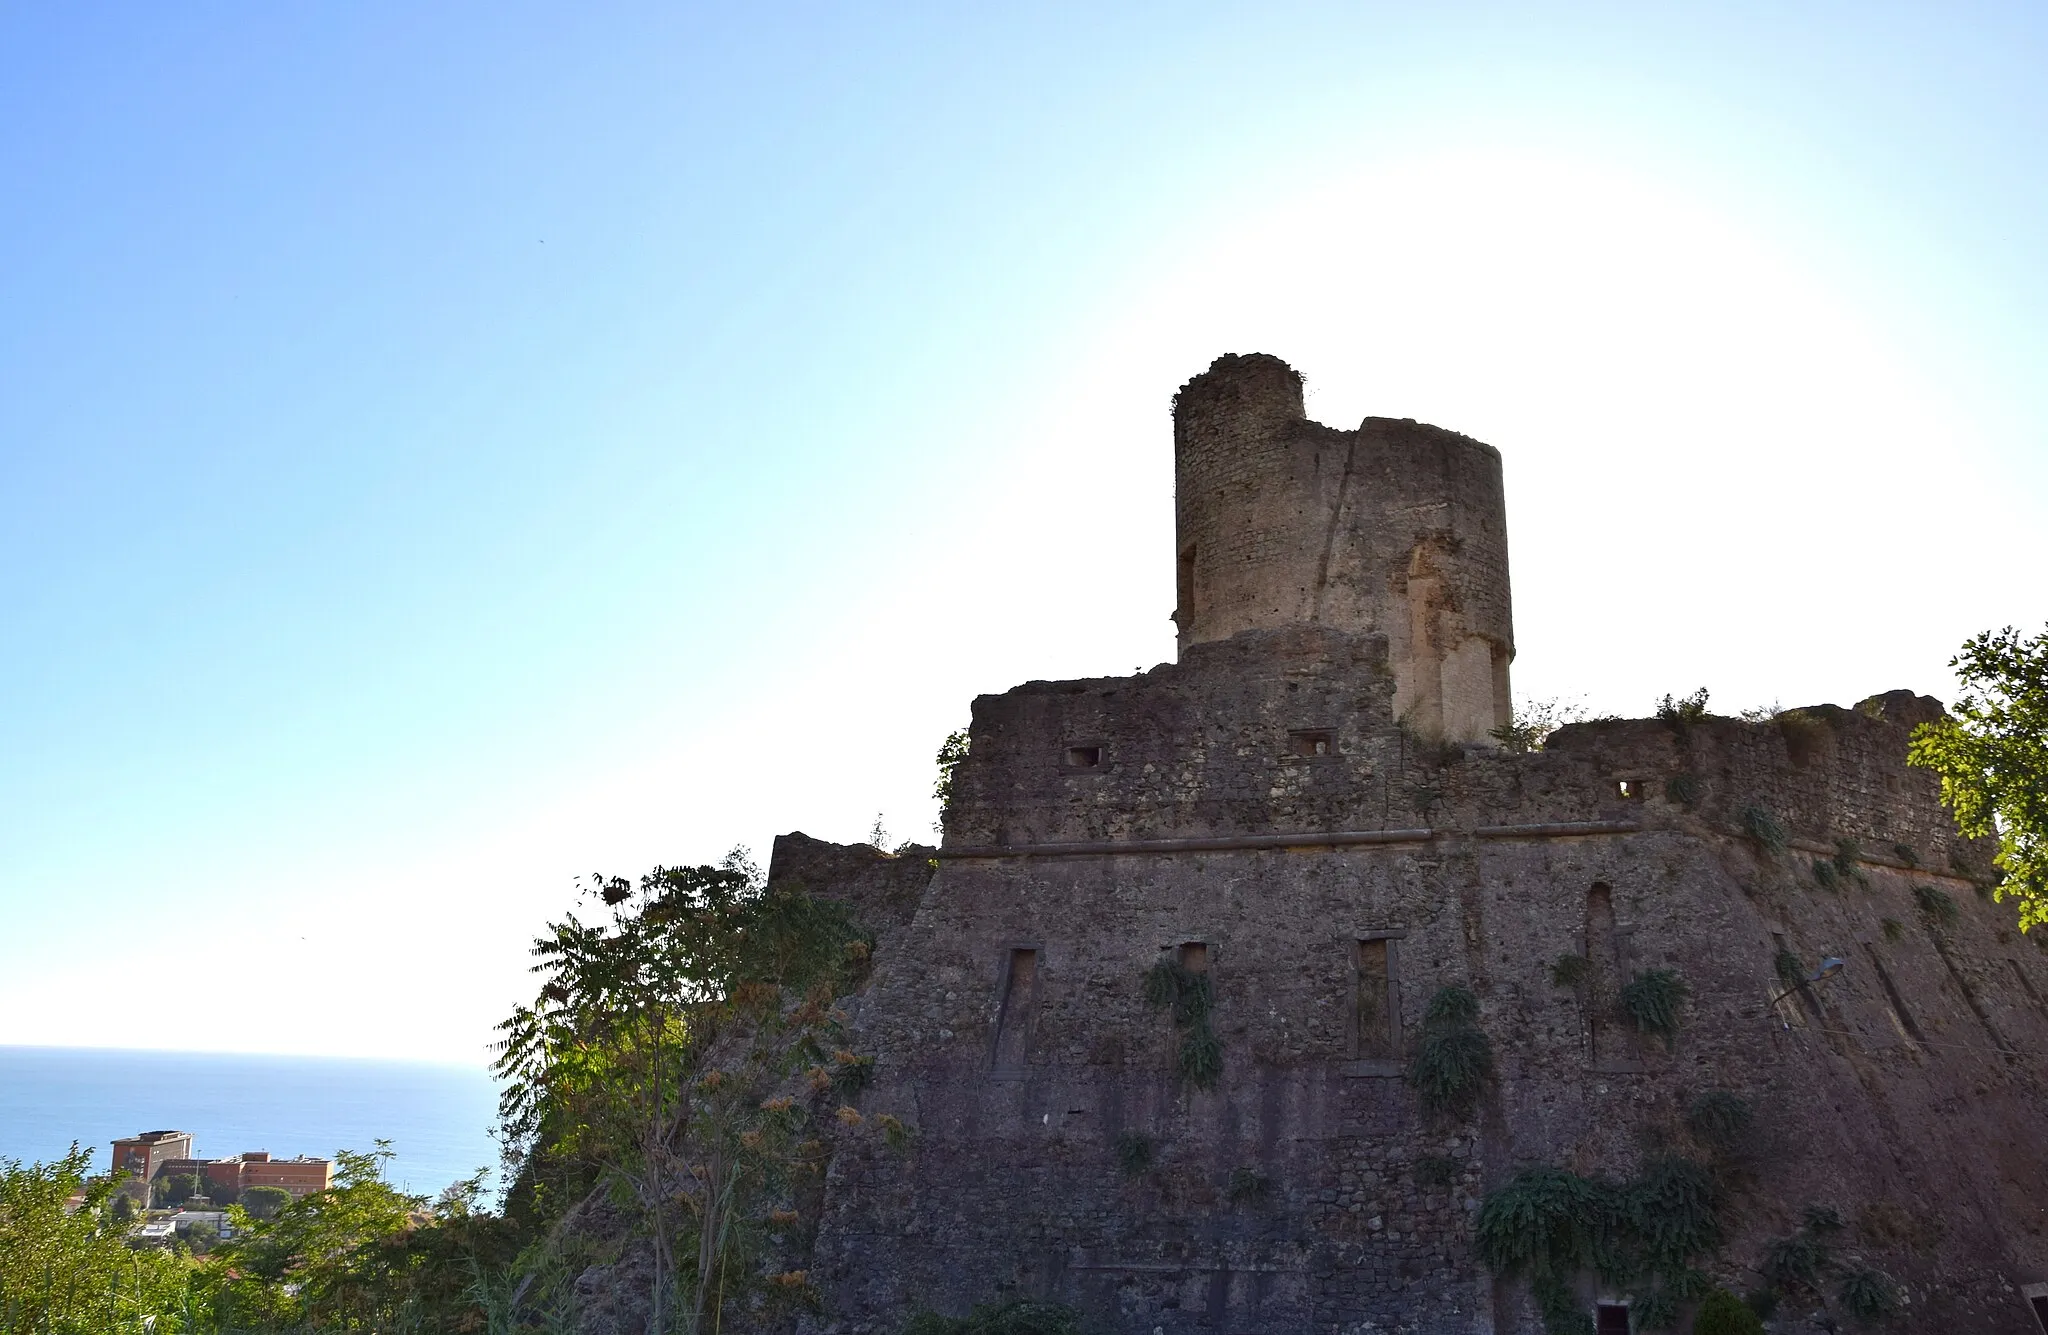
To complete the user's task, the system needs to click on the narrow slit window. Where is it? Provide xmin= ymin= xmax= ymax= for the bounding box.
xmin=2029 ymin=1294 xmax=2048 ymax=1332
xmin=1065 ymin=746 xmax=1102 ymax=769
xmin=992 ymin=948 xmax=1039 ymax=1071
xmin=1356 ymin=938 xmax=1396 ymax=1058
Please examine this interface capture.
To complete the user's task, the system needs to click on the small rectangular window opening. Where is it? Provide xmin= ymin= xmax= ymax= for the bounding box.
xmin=1291 ymin=729 xmax=1335 ymax=758
xmin=1595 ymin=1305 xmax=1631 ymax=1335
xmin=1356 ymin=938 xmax=1395 ymax=1058
xmin=1884 ymin=773 xmax=1902 ymax=793
xmin=1178 ymin=941 xmax=1209 ymax=974
xmin=1065 ymin=746 xmax=1102 ymax=769
xmin=2028 ymin=1294 xmax=2048 ymax=1332
xmin=1616 ymin=779 xmax=1641 ymax=800
xmin=992 ymin=948 xmax=1038 ymax=1072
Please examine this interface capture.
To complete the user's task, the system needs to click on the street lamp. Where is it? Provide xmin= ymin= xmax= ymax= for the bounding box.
xmin=1772 ymin=956 xmax=1846 ymax=1023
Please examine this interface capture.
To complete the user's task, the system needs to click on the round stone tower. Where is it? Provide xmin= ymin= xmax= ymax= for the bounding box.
xmin=1172 ymin=352 xmax=1515 ymax=743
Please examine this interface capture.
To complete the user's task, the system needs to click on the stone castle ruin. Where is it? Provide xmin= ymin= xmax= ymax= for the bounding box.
xmin=765 ymin=354 xmax=2048 ymax=1333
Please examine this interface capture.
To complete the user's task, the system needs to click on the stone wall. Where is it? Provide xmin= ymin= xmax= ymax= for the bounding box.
xmin=777 ymin=635 xmax=2048 ymax=1334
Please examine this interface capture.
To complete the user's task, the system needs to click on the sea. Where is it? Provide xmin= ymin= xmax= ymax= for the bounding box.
xmin=0 ymin=1046 xmax=502 ymax=1199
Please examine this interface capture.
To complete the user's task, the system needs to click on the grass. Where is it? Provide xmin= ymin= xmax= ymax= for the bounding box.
xmin=1619 ymin=968 xmax=1689 ymax=1048
xmin=1881 ymin=917 xmax=1905 ymax=943
xmin=1741 ymin=803 xmax=1788 ymax=856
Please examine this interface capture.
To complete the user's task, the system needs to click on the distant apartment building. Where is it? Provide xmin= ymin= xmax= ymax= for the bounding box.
xmin=158 ymin=1149 xmax=334 ymax=1199
xmin=109 ymin=1130 xmax=193 ymax=1180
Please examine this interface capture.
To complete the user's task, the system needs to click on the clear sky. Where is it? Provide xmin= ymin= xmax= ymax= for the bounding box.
xmin=3 ymin=3 xmax=2043 ymax=1063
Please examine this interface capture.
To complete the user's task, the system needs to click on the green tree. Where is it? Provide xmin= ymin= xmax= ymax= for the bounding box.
xmin=156 ymin=1172 xmax=202 ymax=1208
xmin=0 ymin=1146 xmax=190 ymax=1333
xmin=494 ymin=854 xmax=872 ymax=1332
xmin=1908 ymin=624 xmax=2048 ymax=930
xmin=240 ymin=1185 xmax=293 ymax=1221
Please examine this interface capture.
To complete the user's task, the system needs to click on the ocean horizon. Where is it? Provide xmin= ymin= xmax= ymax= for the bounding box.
xmin=0 ymin=1045 xmax=502 ymax=1198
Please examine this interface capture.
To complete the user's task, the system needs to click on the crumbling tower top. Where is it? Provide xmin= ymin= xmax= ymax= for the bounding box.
xmin=1171 ymin=353 xmax=1515 ymax=743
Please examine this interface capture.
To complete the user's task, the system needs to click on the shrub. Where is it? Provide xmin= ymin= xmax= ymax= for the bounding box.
xmin=1892 ymin=843 xmax=1919 ymax=867
xmin=1741 ymin=803 xmax=1788 ymax=856
xmin=1619 ymin=969 xmax=1688 ymax=1048
xmin=1665 ymin=772 xmax=1704 ymax=807
xmin=1880 ymin=917 xmax=1905 ymax=943
xmin=1550 ymin=953 xmax=1592 ymax=988
xmin=1407 ymin=986 xmax=1493 ymax=1119
xmin=1914 ymin=883 xmax=1959 ymax=929
xmin=1625 ymin=1155 xmax=1720 ymax=1273
xmin=1774 ymin=947 xmax=1807 ymax=990
xmin=1113 ymin=1130 xmax=1153 ymax=1179
xmin=1761 ymin=1227 xmax=1830 ymax=1292
xmin=1812 ymin=857 xmax=1843 ymax=892
xmin=1692 ymin=1287 xmax=1765 ymax=1335
xmin=1837 ymin=1265 xmax=1899 ymax=1319
xmin=1833 ymin=839 xmax=1871 ymax=889
xmin=1685 ymin=1091 xmax=1752 ymax=1154
xmin=1802 ymin=1203 xmax=1844 ymax=1233
xmin=1657 ymin=688 xmax=1711 ymax=732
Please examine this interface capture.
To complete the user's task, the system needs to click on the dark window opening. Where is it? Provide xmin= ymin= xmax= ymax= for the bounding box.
xmin=1595 ymin=1304 xmax=1630 ymax=1335
xmin=1178 ymin=941 xmax=1210 ymax=974
xmin=1884 ymin=773 xmax=1902 ymax=793
xmin=1356 ymin=938 xmax=1396 ymax=1058
xmin=1616 ymin=779 xmax=1641 ymax=800
xmin=1065 ymin=746 xmax=1102 ymax=769
xmin=2028 ymin=1294 xmax=2048 ymax=1332
xmin=1864 ymin=945 xmax=1926 ymax=1046
xmin=992 ymin=948 xmax=1039 ymax=1071
xmin=1291 ymin=729 xmax=1336 ymax=758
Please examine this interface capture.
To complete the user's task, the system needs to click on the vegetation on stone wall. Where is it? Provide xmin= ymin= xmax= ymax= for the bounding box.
xmin=1473 ymin=1155 xmax=1720 ymax=1334
xmin=1740 ymin=803 xmax=1788 ymax=856
xmin=1112 ymin=1131 xmax=1153 ymax=1180
xmin=1656 ymin=688 xmax=1711 ymax=735
xmin=1491 ymin=697 xmax=1589 ymax=753
xmin=933 ymin=727 xmax=971 ymax=815
xmin=1618 ymin=969 xmax=1688 ymax=1049
xmin=1691 ymin=1287 xmax=1765 ymax=1335
xmin=1913 ymin=883 xmax=1959 ymax=929
xmin=1549 ymin=953 xmax=1591 ymax=988
xmin=1142 ymin=957 xmax=1222 ymax=1089
xmin=1908 ymin=624 xmax=2048 ymax=929
xmin=1683 ymin=1091 xmax=1751 ymax=1155
xmin=1405 ymin=986 xmax=1493 ymax=1120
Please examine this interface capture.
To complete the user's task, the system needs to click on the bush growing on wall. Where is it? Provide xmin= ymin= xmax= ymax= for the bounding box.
xmin=1406 ymin=986 xmax=1493 ymax=1120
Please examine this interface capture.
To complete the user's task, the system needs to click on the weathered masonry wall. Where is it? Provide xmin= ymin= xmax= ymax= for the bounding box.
xmin=1172 ymin=354 xmax=1513 ymax=743
xmin=779 ymin=638 xmax=2048 ymax=1335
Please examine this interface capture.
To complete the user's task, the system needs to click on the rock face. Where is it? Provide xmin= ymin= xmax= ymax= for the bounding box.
xmin=768 ymin=356 xmax=2048 ymax=1334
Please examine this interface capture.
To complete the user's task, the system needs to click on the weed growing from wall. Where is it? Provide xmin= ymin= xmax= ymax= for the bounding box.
xmin=1837 ymin=1266 xmax=1900 ymax=1319
xmin=1684 ymin=1091 xmax=1752 ymax=1155
xmin=1474 ymin=1155 xmax=1721 ymax=1334
xmin=1550 ymin=953 xmax=1591 ymax=988
xmin=1142 ymin=958 xmax=1221 ymax=1089
xmin=1619 ymin=969 xmax=1688 ymax=1049
xmin=1406 ymin=986 xmax=1493 ymax=1121
xmin=932 ymin=728 xmax=970 ymax=817
xmin=1773 ymin=948 xmax=1807 ymax=990
xmin=1881 ymin=917 xmax=1906 ymax=943
xmin=1113 ymin=1131 xmax=1153 ymax=1180
xmin=1741 ymin=804 xmax=1788 ymax=857
xmin=1665 ymin=772 xmax=1704 ymax=807
xmin=1914 ymin=883 xmax=1959 ymax=929
xmin=1892 ymin=843 xmax=1920 ymax=868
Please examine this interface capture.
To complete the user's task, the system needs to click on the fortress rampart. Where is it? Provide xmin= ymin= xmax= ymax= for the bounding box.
xmin=752 ymin=356 xmax=2048 ymax=1335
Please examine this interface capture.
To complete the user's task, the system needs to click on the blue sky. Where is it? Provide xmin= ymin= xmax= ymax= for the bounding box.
xmin=3 ymin=3 xmax=2044 ymax=1060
